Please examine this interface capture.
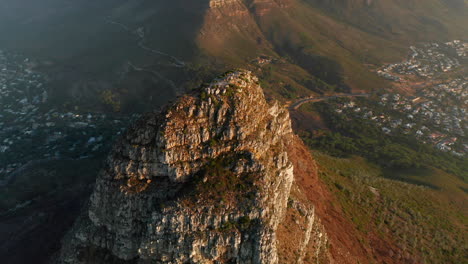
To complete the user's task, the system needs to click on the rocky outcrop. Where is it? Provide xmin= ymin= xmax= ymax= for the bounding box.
xmin=209 ymin=0 xmax=241 ymax=8
xmin=54 ymin=70 xmax=329 ymax=264
xmin=276 ymin=169 xmax=331 ymax=264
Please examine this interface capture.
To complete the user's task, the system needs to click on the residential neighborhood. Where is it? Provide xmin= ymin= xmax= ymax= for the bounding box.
xmin=377 ymin=40 xmax=467 ymax=80
xmin=337 ymin=41 xmax=467 ymax=156
xmin=334 ymin=79 xmax=466 ymax=156
xmin=0 ymin=50 xmax=138 ymax=182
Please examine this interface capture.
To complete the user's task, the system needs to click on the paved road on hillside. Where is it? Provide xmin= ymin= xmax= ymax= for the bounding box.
xmin=290 ymin=93 xmax=371 ymax=110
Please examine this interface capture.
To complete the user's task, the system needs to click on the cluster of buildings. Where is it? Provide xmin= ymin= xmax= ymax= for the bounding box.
xmin=445 ymin=40 xmax=468 ymax=58
xmin=377 ymin=40 xmax=467 ymax=80
xmin=252 ymin=56 xmax=274 ymax=66
xmin=0 ymin=50 xmax=137 ymax=179
xmin=336 ymin=78 xmax=467 ymax=156
xmin=359 ymin=40 xmax=468 ymax=156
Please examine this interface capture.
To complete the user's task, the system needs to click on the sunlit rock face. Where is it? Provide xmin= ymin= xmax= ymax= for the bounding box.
xmin=109 ymin=70 xmax=292 ymax=183
xmin=54 ymin=70 xmax=303 ymax=264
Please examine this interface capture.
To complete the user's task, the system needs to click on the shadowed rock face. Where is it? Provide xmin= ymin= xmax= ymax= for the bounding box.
xmin=54 ymin=70 xmax=304 ymax=263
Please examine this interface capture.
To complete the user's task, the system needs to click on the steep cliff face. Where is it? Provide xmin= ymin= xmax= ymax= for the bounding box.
xmin=55 ymin=70 xmax=329 ymax=264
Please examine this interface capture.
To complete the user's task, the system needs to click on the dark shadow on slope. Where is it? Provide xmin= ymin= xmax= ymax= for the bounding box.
xmin=382 ymin=168 xmax=441 ymax=190
xmin=0 ymin=158 xmax=101 ymax=264
xmin=0 ymin=0 xmax=213 ymax=113
xmin=280 ymin=43 xmax=350 ymax=93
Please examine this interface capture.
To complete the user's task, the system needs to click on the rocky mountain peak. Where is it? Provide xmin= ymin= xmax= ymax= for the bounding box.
xmin=54 ymin=70 xmax=312 ymax=263
xmin=110 ymin=70 xmax=292 ymax=186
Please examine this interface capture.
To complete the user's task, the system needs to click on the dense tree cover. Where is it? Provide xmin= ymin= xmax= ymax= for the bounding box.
xmin=300 ymin=102 xmax=468 ymax=180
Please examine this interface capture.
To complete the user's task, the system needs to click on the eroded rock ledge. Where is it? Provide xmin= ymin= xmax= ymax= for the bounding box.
xmin=55 ymin=70 xmax=312 ymax=264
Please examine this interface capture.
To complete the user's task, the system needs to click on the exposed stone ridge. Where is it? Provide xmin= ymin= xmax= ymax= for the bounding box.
xmin=209 ymin=0 xmax=241 ymax=8
xmin=55 ymin=70 xmax=298 ymax=264
xmin=110 ymin=70 xmax=292 ymax=183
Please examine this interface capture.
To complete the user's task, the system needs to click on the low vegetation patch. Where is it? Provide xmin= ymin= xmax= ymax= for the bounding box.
xmin=180 ymin=152 xmax=258 ymax=209
xmin=313 ymin=151 xmax=467 ymax=264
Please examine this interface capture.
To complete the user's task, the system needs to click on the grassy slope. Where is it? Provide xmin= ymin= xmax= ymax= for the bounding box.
xmin=197 ymin=0 xmax=395 ymax=93
xmin=292 ymin=98 xmax=468 ymax=263
xmin=252 ymin=1 xmax=397 ymax=90
xmin=196 ymin=0 xmax=468 ymax=95
xmin=314 ymin=152 xmax=467 ymax=263
xmin=307 ymin=0 xmax=468 ymax=43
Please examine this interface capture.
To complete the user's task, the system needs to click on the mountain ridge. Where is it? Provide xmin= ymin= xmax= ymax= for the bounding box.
xmin=53 ymin=70 xmax=335 ymax=263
